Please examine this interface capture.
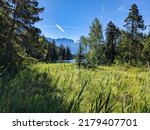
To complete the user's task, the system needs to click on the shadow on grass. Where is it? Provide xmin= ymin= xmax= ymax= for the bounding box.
xmin=1 ymin=66 xmax=149 ymax=113
xmin=0 ymin=67 xmax=116 ymax=113
xmin=0 ymin=67 xmax=68 ymax=113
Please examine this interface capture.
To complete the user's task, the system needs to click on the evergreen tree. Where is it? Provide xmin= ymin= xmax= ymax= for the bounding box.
xmin=142 ymin=35 xmax=150 ymax=67
xmin=22 ymin=28 xmax=47 ymax=61
xmin=47 ymin=40 xmax=58 ymax=62
xmin=124 ymin=3 xmax=146 ymax=65
xmin=117 ymin=30 xmax=132 ymax=64
xmin=117 ymin=31 xmax=144 ymax=66
xmin=51 ymin=40 xmax=58 ymax=61
xmin=65 ymin=46 xmax=72 ymax=60
xmin=58 ymin=44 xmax=66 ymax=60
xmin=0 ymin=0 xmax=44 ymax=67
xmin=46 ymin=41 xmax=72 ymax=62
xmin=134 ymin=32 xmax=145 ymax=65
xmin=76 ymin=36 xmax=86 ymax=68
xmin=124 ymin=3 xmax=146 ymax=38
xmin=0 ymin=0 xmax=12 ymax=66
xmin=105 ymin=21 xmax=120 ymax=64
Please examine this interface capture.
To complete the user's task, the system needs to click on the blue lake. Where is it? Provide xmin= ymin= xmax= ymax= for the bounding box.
xmin=56 ymin=60 xmax=76 ymax=63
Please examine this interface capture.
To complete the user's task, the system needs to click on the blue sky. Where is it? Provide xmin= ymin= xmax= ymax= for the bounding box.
xmin=35 ymin=0 xmax=150 ymax=41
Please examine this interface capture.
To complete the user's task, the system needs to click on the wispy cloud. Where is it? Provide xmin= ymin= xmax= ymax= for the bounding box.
xmin=118 ymin=5 xmax=125 ymax=11
xmin=39 ymin=25 xmax=87 ymax=30
xmin=118 ymin=5 xmax=128 ymax=12
xmin=56 ymin=24 xmax=65 ymax=32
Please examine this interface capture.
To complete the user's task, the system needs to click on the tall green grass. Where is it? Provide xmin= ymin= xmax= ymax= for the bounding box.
xmin=0 ymin=63 xmax=150 ymax=112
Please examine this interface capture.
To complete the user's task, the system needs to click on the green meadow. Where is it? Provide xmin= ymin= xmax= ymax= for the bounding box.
xmin=0 ymin=63 xmax=150 ymax=113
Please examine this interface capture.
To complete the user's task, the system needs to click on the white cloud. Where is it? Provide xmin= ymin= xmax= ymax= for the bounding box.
xmin=56 ymin=24 xmax=65 ymax=32
xmin=40 ymin=25 xmax=87 ymax=30
xmin=118 ymin=5 xmax=129 ymax=12
xmin=118 ymin=5 xmax=125 ymax=11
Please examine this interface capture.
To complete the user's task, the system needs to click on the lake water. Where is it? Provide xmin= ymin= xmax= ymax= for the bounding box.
xmin=56 ymin=60 xmax=76 ymax=63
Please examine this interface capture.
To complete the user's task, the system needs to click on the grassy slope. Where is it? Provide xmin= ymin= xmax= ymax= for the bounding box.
xmin=0 ymin=63 xmax=150 ymax=112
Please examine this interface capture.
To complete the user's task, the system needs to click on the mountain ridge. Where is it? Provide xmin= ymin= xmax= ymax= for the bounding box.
xmin=46 ymin=37 xmax=78 ymax=54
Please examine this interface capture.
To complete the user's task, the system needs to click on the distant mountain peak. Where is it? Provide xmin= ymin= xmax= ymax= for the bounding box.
xmin=46 ymin=37 xmax=77 ymax=54
xmin=57 ymin=38 xmax=74 ymax=41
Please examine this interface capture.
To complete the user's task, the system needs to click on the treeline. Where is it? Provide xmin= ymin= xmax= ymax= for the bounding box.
xmin=0 ymin=1 xmax=149 ymax=69
xmin=0 ymin=0 xmax=72 ymax=68
xmin=76 ymin=4 xmax=150 ymax=68
xmin=46 ymin=39 xmax=72 ymax=61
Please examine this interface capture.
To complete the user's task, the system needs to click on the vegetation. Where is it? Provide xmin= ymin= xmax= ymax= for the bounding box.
xmin=0 ymin=1 xmax=150 ymax=113
xmin=0 ymin=1 xmax=149 ymax=68
xmin=76 ymin=4 xmax=149 ymax=68
xmin=46 ymin=40 xmax=72 ymax=62
xmin=0 ymin=0 xmax=45 ymax=67
xmin=0 ymin=63 xmax=149 ymax=112
xmin=76 ymin=18 xmax=104 ymax=68
xmin=0 ymin=0 xmax=72 ymax=68
xmin=105 ymin=21 xmax=120 ymax=64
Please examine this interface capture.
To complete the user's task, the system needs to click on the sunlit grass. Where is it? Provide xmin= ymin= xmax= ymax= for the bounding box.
xmin=0 ymin=63 xmax=149 ymax=112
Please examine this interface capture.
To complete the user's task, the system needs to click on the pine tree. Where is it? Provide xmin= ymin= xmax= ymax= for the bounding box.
xmin=51 ymin=40 xmax=58 ymax=61
xmin=65 ymin=46 xmax=72 ymax=60
xmin=0 ymin=0 xmax=11 ymax=66
xmin=142 ymin=34 xmax=150 ymax=68
xmin=105 ymin=21 xmax=120 ymax=64
xmin=0 ymin=0 xmax=44 ymax=67
xmin=117 ymin=30 xmax=131 ymax=64
xmin=58 ymin=44 xmax=66 ymax=60
xmin=76 ymin=36 xmax=86 ymax=68
xmin=47 ymin=40 xmax=58 ymax=62
xmin=22 ymin=28 xmax=47 ymax=61
xmin=124 ymin=3 xmax=145 ymax=38
xmin=124 ymin=3 xmax=146 ymax=65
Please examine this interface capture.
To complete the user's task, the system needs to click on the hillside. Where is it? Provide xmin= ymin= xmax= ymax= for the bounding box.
xmin=0 ymin=63 xmax=149 ymax=113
